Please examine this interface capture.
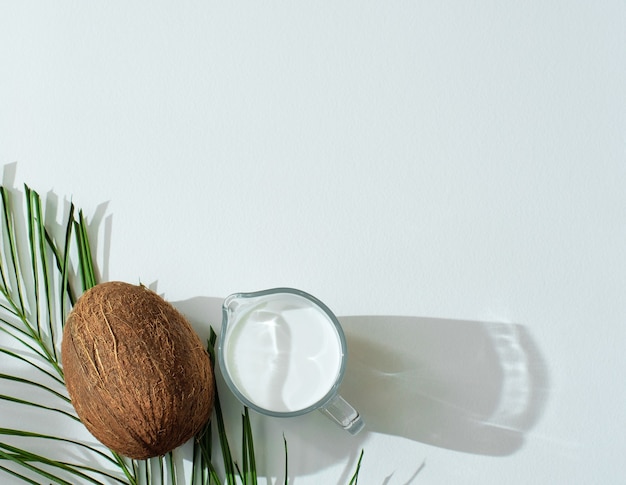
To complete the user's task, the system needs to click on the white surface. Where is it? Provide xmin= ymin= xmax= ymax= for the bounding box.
xmin=1 ymin=1 xmax=625 ymax=483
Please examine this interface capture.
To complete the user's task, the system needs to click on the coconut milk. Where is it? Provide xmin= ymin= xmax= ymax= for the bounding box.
xmin=222 ymin=293 xmax=343 ymax=413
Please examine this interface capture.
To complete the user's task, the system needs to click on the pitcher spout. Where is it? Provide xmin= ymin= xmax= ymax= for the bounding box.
xmin=221 ymin=292 xmax=246 ymax=333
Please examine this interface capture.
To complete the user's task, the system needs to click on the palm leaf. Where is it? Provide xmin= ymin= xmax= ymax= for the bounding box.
xmin=283 ymin=434 xmax=288 ymax=485
xmin=241 ymin=408 xmax=257 ymax=485
xmin=0 ymin=180 xmax=365 ymax=484
xmin=348 ymin=449 xmax=365 ymax=485
xmin=0 ymin=185 xmax=131 ymax=484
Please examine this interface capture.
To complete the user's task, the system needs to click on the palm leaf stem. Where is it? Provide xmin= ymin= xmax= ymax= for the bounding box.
xmin=0 ymin=448 xmax=75 ymax=485
xmin=158 ymin=453 xmax=165 ymax=484
xmin=242 ymin=408 xmax=256 ymax=485
xmin=0 ymin=442 xmax=107 ymax=485
xmin=131 ymin=458 xmax=139 ymax=484
xmin=56 ymin=461 xmax=127 ymax=485
xmin=0 ymin=313 xmax=45 ymax=353
xmin=167 ymin=452 xmax=177 ymax=485
xmin=0 ymin=347 xmax=65 ymax=386
xmin=193 ymin=419 xmax=219 ymax=485
xmin=30 ymin=187 xmax=57 ymax=360
xmin=283 ymin=434 xmax=288 ymax=485
xmin=44 ymin=228 xmax=76 ymax=307
xmin=0 ymin=373 xmax=70 ymax=403
xmin=0 ymin=294 xmax=63 ymax=377
xmin=206 ymin=332 xmax=236 ymax=485
xmin=110 ymin=452 xmax=137 ymax=485
xmin=0 ymin=187 xmax=27 ymax=316
xmin=0 ymin=394 xmax=79 ymax=422
xmin=59 ymin=201 xmax=75 ymax=323
xmin=74 ymin=212 xmax=96 ymax=292
xmin=348 ymin=449 xmax=364 ymax=485
xmin=0 ymin=428 xmax=119 ymax=467
xmin=195 ymin=436 xmax=222 ymax=485
xmin=0 ymin=454 xmax=127 ymax=485
xmin=0 ymin=316 xmax=49 ymax=358
xmin=24 ymin=186 xmax=42 ymax=341
xmin=0 ymin=463 xmax=42 ymax=485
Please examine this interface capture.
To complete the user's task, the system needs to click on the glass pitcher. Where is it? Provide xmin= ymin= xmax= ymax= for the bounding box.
xmin=217 ymin=287 xmax=364 ymax=435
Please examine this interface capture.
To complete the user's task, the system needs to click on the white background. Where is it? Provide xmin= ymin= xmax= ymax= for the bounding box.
xmin=1 ymin=2 xmax=625 ymax=483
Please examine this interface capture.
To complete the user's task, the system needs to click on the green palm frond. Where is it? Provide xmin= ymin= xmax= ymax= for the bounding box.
xmin=0 ymin=184 xmax=132 ymax=484
xmin=0 ymin=181 xmax=364 ymax=485
xmin=0 ymin=184 xmax=264 ymax=485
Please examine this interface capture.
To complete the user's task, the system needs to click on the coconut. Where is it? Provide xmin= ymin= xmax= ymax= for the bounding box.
xmin=61 ymin=281 xmax=214 ymax=459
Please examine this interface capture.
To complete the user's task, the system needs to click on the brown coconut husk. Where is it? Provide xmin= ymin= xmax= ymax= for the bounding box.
xmin=61 ymin=281 xmax=214 ymax=460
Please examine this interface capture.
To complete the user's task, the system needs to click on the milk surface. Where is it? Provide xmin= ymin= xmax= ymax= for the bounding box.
xmin=223 ymin=294 xmax=343 ymax=413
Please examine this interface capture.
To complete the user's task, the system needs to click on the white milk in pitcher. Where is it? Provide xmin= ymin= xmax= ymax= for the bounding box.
xmin=222 ymin=294 xmax=344 ymax=413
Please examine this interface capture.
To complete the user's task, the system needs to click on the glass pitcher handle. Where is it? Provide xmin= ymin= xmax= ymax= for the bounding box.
xmin=320 ymin=394 xmax=364 ymax=435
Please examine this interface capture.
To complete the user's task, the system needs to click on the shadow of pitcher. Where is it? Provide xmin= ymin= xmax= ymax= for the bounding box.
xmin=175 ymin=296 xmax=549 ymax=458
xmin=339 ymin=315 xmax=550 ymax=456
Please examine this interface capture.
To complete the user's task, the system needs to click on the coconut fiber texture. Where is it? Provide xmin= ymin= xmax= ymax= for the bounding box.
xmin=62 ymin=281 xmax=214 ymax=459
